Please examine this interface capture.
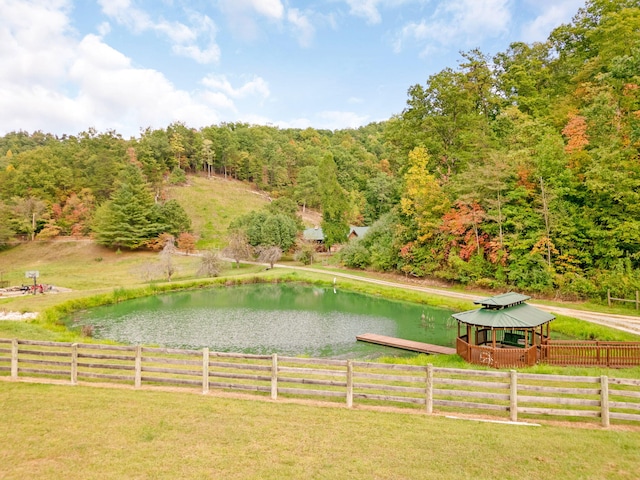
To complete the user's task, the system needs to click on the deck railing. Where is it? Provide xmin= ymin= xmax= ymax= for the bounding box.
xmin=457 ymin=338 xmax=640 ymax=369
xmin=456 ymin=338 xmax=536 ymax=368
xmin=540 ymin=341 xmax=640 ymax=368
xmin=2 ymin=338 xmax=640 ymax=427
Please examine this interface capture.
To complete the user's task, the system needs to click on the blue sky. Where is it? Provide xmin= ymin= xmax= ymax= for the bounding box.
xmin=1 ymin=0 xmax=586 ymax=137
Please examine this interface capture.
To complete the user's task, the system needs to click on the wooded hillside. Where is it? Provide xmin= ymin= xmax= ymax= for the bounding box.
xmin=1 ymin=0 xmax=638 ymax=300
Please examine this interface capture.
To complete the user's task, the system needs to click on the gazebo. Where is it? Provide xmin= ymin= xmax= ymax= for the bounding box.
xmin=453 ymin=292 xmax=555 ymax=368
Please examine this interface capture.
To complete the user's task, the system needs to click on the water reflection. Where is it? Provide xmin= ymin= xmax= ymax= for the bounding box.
xmin=72 ymin=284 xmax=456 ymax=358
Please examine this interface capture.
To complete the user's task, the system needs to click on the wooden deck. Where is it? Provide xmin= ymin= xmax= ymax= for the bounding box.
xmin=356 ymin=333 xmax=456 ymax=355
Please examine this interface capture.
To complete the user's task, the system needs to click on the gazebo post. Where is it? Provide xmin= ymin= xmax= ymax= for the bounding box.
xmin=491 ymin=328 xmax=496 ymax=348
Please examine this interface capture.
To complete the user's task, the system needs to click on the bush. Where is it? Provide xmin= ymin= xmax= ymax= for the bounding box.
xmin=294 ymin=243 xmax=316 ymax=265
xmin=507 ymin=254 xmax=554 ymax=294
xmin=339 ymin=241 xmax=371 ymax=269
xmin=198 ymin=250 xmax=224 ymax=277
xmin=168 ymin=167 xmax=187 ymax=185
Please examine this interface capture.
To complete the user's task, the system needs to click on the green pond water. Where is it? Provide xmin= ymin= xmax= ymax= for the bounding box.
xmin=72 ymin=284 xmax=457 ymax=358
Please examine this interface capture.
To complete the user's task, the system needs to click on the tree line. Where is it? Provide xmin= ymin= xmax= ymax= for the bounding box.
xmin=1 ymin=0 xmax=639 ymax=300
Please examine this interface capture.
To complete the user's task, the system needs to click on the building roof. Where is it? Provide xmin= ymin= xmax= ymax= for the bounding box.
xmin=302 ymin=226 xmax=370 ymax=242
xmin=474 ymin=292 xmax=531 ymax=309
xmin=453 ymin=293 xmax=555 ymax=328
xmin=349 ymin=226 xmax=370 ymax=238
xmin=302 ymin=227 xmax=324 ymax=241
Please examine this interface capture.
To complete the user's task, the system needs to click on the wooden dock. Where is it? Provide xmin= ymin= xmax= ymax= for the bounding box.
xmin=356 ymin=333 xmax=456 ymax=355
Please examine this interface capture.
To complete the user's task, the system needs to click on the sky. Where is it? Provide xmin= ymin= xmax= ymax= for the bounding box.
xmin=0 ymin=0 xmax=587 ymax=138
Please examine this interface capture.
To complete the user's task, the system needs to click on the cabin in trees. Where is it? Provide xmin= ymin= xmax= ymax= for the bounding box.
xmin=453 ymin=293 xmax=555 ymax=368
xmin=302 ymin=226 xmax=370 ymax=250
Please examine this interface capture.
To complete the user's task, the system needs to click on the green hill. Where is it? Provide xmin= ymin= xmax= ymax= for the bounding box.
xmin=168 ymin=174 xmax=322 ymax=249
xmin=167 ymin=175 xmax=271 ymax=249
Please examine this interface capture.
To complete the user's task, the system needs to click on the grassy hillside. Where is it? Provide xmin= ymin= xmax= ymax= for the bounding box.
xmin=167 ymin=175 xmax=270 ymax=249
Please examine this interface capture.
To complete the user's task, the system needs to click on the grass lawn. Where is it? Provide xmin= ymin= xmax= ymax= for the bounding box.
xmin=1 ymin=381 xmax=639 ymax=480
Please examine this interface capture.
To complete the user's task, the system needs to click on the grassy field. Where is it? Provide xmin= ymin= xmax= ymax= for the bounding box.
xmin=1 ymin=381 xmax=639 ymax=480
xmin=166 ymin=175 xmax=270 ymax=249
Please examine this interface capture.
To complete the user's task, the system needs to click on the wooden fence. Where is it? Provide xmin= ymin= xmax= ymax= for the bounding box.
xmin=1 ymin=338 xmax=640 ymax=427
xmin=541 ymin=341 xmax=640 ymax=368
xmin=607 ymin=289 xmax=640 ymax=309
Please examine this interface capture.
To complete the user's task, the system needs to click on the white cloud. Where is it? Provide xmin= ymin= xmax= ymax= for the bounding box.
xmin=394 ymin=0 xmax=511 ymax=54
xmin=97 ymin=22 xmax=111 ymax=36
xmin=219 ymin=0 xmax=285 ymax=41
xmin=317 ymin=111 xmax=370 ymax=129
xmin=219 ymin=0 xmax=285 ymax=20
xmin=97 ymin=0 xmax=220 ymax=64
xmin=342 ymin=0 xmax=419 ymax=25
xmin=249 ymin=0 xmax=285 ymax=20
xmin=0 ymin=0 xmax=75 ymax=86
xmin=0 ymin=2 xmax=224 ymax=137
xmin=287 ymin=8 xmax=315 ymax=47
xmin=346 ymin=0 xmax=383 ymax=25
xmin=0 ymin=0 xmax=81 ymax=133
xmin=520 ymin=0 xmax=584 ymax=42
xmin=201 ymin=74 xmax=270 ymax=101
xmin=69 ymin=34 xmax=220 ymax=133
xmin=200 ymin=91 xmax=237 ymax=112
xmin=267 ymin=110 xmax=369 ymax=131
xmin=273 ymin=117 xmax=312 ymax=129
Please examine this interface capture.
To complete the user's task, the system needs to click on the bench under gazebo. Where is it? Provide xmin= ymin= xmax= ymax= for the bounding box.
xmin=453 ymin=292 xmax=555 ymax=368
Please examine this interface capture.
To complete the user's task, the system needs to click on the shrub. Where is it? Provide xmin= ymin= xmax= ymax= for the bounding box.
xmin=339 ymin=241 xmax=371 ymax=269
xmin=294 ymin=243 xmax=316 ymax=265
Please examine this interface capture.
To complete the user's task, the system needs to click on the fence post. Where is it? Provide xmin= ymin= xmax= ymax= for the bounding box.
xmin=10 ymin=339 xmax=18 ymax=379
xmin=202 ymin=348 xmax=209 ymax=394
xmin=71 ymin=343 xmax=78 ymax=385
xmin=271 ymin=354 xmax=278 ymax=400
xmin=346 ymin=360 xmax=353 ymax=408
xmin=607 ymin=289 xmax=611 ymax=307
xmin=510 ymin=370 xmax=518 ymax=422
xmin=636 ymin=291 xmax=639 ymax=310
xmin=425 ymin=364 xmax=433 ymax=414
xmin=134 ymin=345 xmax=142 ymax=388
xmin=601 ymin=375 xmax=610 ymax=428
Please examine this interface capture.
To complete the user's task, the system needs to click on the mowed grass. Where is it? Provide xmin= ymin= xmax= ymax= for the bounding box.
xmin=0 ymin=241 xmax=166 ymax=290
xmin=167 ymin=175 xmax=269 ymax=248
xmin=1 ymin=381 xmax=639 ymax=480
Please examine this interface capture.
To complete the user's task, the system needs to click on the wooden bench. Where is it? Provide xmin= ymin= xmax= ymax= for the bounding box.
xmin=503 ymin=332 xmax=525 ymax=347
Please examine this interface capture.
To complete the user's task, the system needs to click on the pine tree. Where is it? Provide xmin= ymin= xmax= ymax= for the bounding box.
xmin=92 ymin=164 xmax=165 ymax=249
xmin=319 ymin=154 xmax=349 ymax=251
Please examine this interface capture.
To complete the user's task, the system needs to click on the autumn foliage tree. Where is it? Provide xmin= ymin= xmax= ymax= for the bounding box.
xmin=177 ymin=232 xmax=196 ymax=255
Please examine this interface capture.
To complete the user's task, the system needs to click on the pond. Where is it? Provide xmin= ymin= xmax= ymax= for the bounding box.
xmin=71 ymin=283 xmax=457 ymax=358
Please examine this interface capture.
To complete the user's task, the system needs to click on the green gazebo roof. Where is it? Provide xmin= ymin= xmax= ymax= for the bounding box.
xmin=474 ymin=292 xmax=531 ymax=308
xmin=453 ymin=293 xmax=555 ymax=328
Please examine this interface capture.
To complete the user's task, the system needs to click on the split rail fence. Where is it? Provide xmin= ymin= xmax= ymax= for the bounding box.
xmin=1 ymin=338 xmax=640 ymax=427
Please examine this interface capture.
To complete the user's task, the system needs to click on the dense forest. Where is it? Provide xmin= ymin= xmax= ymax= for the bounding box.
xmin=1 ymin=0 xmax=639 ymax=300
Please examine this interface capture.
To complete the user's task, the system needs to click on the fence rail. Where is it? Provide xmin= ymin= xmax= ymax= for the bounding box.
xmin=1 ymin=338 xmax=640 ymax=427
xmin=607 ymin=289 xmax=640 ymax=309
xmin=540 ymin=341 xmax=640 ymax=368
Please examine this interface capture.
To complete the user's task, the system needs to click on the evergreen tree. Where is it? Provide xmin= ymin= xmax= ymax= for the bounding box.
xmin=92 ymin=164 xmax=165 ymax=249
xmin=319 ymin=154 xmax=349 ymax=251
xmin=157 ymin=199 xmax=192 ymax=237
